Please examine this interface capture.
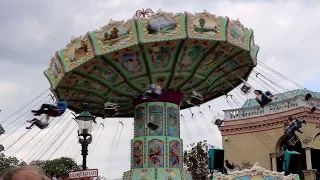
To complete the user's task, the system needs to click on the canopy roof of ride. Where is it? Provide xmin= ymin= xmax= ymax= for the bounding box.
xmin=44 ymin=10 xmax=259 ymax=117
xmin=242 ymin=89 xmax=320 ymax=108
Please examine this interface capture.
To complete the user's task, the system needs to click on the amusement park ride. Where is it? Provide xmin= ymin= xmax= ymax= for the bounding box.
xmin=0 ymin=8 xmax=313 ymax=180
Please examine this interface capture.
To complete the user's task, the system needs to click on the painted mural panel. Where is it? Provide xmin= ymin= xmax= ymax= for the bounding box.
xmin=134 ymin=106 xmax=145 ymax=137
xmin=167 ymin=106 xmax=179 ymax=137
xmin=313 ymin=134 xmax=320 ymax=149
xmin=123 ymin=171 xmax=132 ymax=180
xmin=169 ymin=140 xmax=181 ymax=168
xmin=149 ymin=105 xmax=164 ymax=136
xmin=148 ymin=139 xmax=164 ymax=168
xmin=132 ymin=140 xmax=143 ymax=168
xmin=132 ymin=169 xmax=154 ymax=180
xmin=157 ymin=168 xmax=181 ymax=180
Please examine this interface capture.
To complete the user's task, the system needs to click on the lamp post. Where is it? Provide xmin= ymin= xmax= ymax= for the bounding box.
xmin=76 ymin=103 xmax=94 ymax=170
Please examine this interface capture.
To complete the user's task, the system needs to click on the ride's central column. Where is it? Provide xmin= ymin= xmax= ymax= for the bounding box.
xmin=123 ymin=90 xmax=192 ymax=180
xmin=132 ymin=101 xmax=182 ymax=169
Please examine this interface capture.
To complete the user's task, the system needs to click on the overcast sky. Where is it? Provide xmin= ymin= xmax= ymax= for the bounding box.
xmin=1 ymin=0 xmax=320 ymax=179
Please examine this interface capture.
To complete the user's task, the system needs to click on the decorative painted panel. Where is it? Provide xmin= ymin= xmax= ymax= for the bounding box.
xmin=313 ymin=134 xmax=320 ymax=149
xmin=132 ymin=169 xmax=155 ymax=180
xmin=90 ymin=19 xmax=138 ymax=55
xmin=134 ymin=105 xmax=146 ymax=137
xmin=103 ymin=45 xmax=147 ymax=79
xmin=136 ymin=10 xmax=186 ymax=43
xmin=58 ymin=34 xmax=94 ymax=72
xmin=147 ymin=137 xmax=165 ymax=168
xmin=166 ymin=105 xmax=179 ymax=137
xmin=249 ymin=34 xmax=259 ymax=66
xmin=157 ymin=168 xmax=181 ymax=180
xmin=131 ymin=138 xmax=144 ymax=169
xmin=226 ymin=19 xmax=250 ymax=50
xmin=186 ymin=11 xmax=227 ymax=41
xmin=45 ymin=55 xmax=66 ymax=89
xmin=148 ymin=103 xmax=164 ymax=136
xmin=143 ymin=40 xmax=181 ymax=74
xmin=167 ymin=137 xmax=182 ymax=168
xmin=123 ymin=171 xmax=132 ymax=180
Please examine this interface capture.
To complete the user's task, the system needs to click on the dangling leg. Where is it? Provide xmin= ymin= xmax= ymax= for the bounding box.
xmin=29 ymin=120 xmax=47 ymax=130
xmin=26 ymin=119 xmax=39 ymax=129
xmin=26 ymin=118 xmax=37 ymax=123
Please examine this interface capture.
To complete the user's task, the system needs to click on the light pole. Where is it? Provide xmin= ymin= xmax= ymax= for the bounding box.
xmin=76 ymin=103 xmax=94 ymax=170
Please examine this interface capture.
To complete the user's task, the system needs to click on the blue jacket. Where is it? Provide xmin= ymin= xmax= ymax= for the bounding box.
xmin=56 ymin=101 xmax=68 ymax=111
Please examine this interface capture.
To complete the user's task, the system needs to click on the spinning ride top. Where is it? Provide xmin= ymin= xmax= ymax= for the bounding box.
xmin=44 ymin=9 xmax=259 ymax=180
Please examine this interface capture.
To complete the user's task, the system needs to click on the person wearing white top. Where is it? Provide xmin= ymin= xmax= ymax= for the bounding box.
xmin=142 ymin=84 xmax=162 ymax=100
xmin=26 ymin=114 xmax=50 ymax=129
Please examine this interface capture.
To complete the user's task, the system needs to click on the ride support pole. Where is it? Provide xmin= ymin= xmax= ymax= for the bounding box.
xmin=81 ymin=135 xmax=88 ymax=170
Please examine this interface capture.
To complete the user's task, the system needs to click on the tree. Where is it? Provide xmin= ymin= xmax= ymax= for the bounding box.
xmin=0 ymin=153 xmax=20 ymax=171
xmin=183 ymin=140 xmax=209 ymax=180
xmin=30 ymin=157 xmax=80 ymax=177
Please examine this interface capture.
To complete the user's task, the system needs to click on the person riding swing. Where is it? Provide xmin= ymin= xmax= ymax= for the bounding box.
xmin=284 ymin=116 xmax=306 ymax=139
xmin=142 ymin=79 xmax=164 ymax=100
xmin=26 ymin=114 xmax=50 ymax=129
xmin=254 ymin=90 xmax=273 ymax=107
xmin=32 ymin=98 xmax=67 ymax=117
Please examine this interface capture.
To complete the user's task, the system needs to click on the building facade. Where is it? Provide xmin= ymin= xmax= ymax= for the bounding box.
xmin=219 ymin=89 xmax=320 ymax=180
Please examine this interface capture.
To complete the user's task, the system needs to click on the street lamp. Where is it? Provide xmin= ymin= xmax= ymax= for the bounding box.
xmin=76 ymin=103 xmax=94 ymax=170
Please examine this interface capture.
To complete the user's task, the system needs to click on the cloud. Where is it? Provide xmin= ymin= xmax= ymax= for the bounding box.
xmin=1 ymin=0 xmax=320 ymax=179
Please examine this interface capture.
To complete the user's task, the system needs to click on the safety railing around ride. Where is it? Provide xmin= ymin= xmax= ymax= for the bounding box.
xmin=223 ymin=96 xmax=320 ymax=120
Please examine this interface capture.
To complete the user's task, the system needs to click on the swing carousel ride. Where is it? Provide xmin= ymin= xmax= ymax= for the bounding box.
xmin=43 ymin=9 xmax=259 ymax=179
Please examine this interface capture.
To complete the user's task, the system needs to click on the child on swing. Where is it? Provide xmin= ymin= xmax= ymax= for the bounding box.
xmin=26 ymin=114 xmax=50 ymax=129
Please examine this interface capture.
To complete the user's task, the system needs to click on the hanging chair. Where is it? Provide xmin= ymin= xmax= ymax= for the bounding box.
xmin=0 ymin=125 xmax=5 ymax=135
xmin=214 ymin=119 xmax=224 ymax=127
xmin=305 ymin=93 xmax=312 ymax=101
xmin=187 ymin=91 xmax=203 ymax=106
xmin=288 ymin=135 xmax=299 ymax=146
xmin=240 ymin=84 xmax=251 ymax=94
xmin=147 ymin=122 xmax=159 ymax=130
xmin=284 ymin=125 xmax=299 ymax=146
xmin=104 ymin=102 xmax=119 ymax=118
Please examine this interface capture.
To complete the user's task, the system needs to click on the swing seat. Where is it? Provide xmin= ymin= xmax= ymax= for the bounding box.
xmin=240 ymin=84 xmax=251 ymax=94
xmin=305 ymin=93 xmax=312 ymax=101
xmin=288 ymin=134 xmax=299 ymax=146
xmin=147 ymin=122 xmax=159 ymax=130
xmin=104 ymin=108 xmax=118 ymax=118
xmin=215 ymin=119 xmax=224 ymax=127
xmin=284 ymin=125 xmax=295 ymax=137
xmin=310 ymin=106 xmax=316 ymax=113
xmin=187 ymin=91 xmax=203 ymax=106
xmin=0 ymin=144 xmax=4 ymax=152
xmin=0 ymin=125 xmax=5 ymax=135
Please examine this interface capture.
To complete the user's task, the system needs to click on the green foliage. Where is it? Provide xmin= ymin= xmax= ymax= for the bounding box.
xmin=30 ymin=157 xmax=80 ymax=177
xmin=0 ymin=153 xmax=20 ymax=171
xmin=183 ymin=140 xmax=209 ymax=180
